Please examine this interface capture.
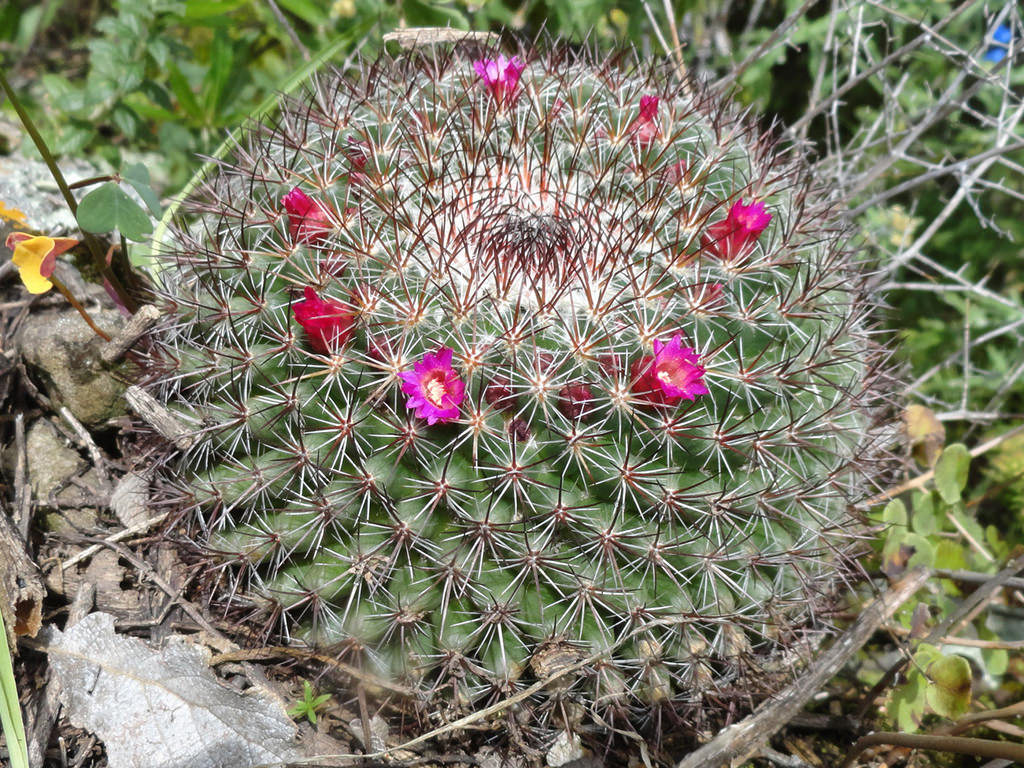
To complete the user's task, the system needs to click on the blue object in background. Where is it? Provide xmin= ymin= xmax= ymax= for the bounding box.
xmin=985 ymin=24 xmax=1013 ymax=63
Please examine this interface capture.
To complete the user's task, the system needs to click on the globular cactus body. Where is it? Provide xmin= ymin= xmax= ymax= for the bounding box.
xmin=147 ymin=46 xmax=888 ymax=721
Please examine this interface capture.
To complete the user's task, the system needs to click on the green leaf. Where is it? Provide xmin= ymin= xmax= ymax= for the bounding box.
xmin=890 ymin=669 xmax=925 ymax=734
xmin=933 ymin=539 xmax=967 ymax=571
xmin=201 ymin=28 xmax=234 ymax=118
xmin=0 ymin=611 xmax=29 ymax=768
xmin=77 ymin=182 xmax=153 ymax=242
xmin=275 ymin=0 xmax=328 ymax=26
xmin=185 ymin=0 xmax=248 ymax=19
xmin=925 ymin=653 xmax=971 ymax=719
xmin=911 ymin=491 xmax=937 ymax=535
xmin=882 ymin=498 xmax=907 ymax=527
xmin=402 ymin=0 xmax=469 ymax=29
xmin=168 ymin=63 xmax=202 ymax=120
xmin=121 ymin=163 xmax=162 ymax=217
xmin=935 ymin=443 xmax=970 ymax=504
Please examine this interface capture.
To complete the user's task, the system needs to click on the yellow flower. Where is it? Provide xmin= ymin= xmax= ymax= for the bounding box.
xmin=5 ymin=232 xmax=78 ymax=294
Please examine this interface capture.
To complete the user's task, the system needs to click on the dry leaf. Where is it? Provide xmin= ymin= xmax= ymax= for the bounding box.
xmin=904 ymin=404 xmax=945 ymax=467
xmin=43 ymin=613 xmax=299 ymax=768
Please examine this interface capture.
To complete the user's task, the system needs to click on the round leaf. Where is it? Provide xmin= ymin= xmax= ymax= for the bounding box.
xmin=925 ymin=653 xmax=972 ymax=719
xmin=77 ymin=182 xmax=153 ymax=242
xmin=934 ymin=443 xmax=970 ymax=504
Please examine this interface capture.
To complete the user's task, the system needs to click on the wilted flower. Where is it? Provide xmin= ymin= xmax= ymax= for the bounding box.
xmin=5 ymin=232 xmax=77 ymax=294
xmin=293 ymin=287 xmax=355 ymax=353
xmin=472 ymin=55 xmax=525 ymax=106
xmin=633 ymin=334 xmax=708 ymax=404
xmin=702 ymin=199 xmax=771 ymax=260
xmin=283 ymin=187 xmax=334 ymax=245
xmin=400 ymin=347 xmax=466 ymax=425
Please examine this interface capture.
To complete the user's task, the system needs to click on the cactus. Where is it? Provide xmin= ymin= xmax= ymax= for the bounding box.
xmin=144 ymin=45 xmax=891 ymax=725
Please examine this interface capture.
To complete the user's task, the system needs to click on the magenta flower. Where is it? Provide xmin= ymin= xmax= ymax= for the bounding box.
xmin=472 ymin=55 xmax=525 ymax=106
xmin=400 ymin=347 xmax=466 ymax=425
xmin=628 ymin=95 xmax=660 ymax=148
xmin=283 ymin=187 xmax=333 ymax=245
xmin=702 ymin=199 xmax=771 ymax=261
xmin=293 ymin=287 xmax=355 ymax=353
xmin=632 ymin=335 xmax=708 ymax=404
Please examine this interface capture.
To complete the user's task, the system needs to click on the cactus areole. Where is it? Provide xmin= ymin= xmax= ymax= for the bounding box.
xmin=144 ymin=46 xmax=890 ymax=728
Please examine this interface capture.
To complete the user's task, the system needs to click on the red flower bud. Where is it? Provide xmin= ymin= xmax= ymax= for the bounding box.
xmin=293 ymin=287 xmax=355 ymax=353
xmin=558 ymin=383 xmax=593 ymax=420
xmin=283 ymin=187 xmax=334 ymax=245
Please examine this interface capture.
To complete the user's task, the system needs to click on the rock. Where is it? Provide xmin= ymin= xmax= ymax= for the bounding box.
xmin=18 ymin=308 xmax=128 ymax=426
xmin=0 ymin=154 xmax=98 ymax=239
xmin=24 ymin=419 xmax=82 ymax=500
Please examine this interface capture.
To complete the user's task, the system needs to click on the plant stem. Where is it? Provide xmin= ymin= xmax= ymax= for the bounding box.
xmin=67 ymin=174 xmax=115 ymax=190
xmin=50 ymin=275 xmax=111 ymax=342
xmin=0 ymin=68 xmax=138 ymax=312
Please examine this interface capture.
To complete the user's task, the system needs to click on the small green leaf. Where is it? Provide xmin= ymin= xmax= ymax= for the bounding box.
xmin=121 ymin=163 xmax=162 ymax=217
xmin=911 ymin=491 xmax=937 ymax=536
xmin=925 ymin=653 xmax=971 ymax=719
xmin=882 ymin=498 xmax=907 ymax=527
xmin=933 ymin=539 xmax=967 ymax=572
xmin=77 ymin=182 xmax=153 ymax=241
xmin=890 ymin=669 xmax=925 ymax=734
xmin=934 ymin=443 xmax=970 ymax=504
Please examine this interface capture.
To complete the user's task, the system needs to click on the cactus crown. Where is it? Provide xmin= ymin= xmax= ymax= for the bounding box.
xmin=145 ymin=44 xmax=890 ymax=727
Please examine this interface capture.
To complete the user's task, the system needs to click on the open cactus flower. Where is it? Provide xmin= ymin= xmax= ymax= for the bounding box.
xmin=141 ymin=45 xmax=891 ymax=735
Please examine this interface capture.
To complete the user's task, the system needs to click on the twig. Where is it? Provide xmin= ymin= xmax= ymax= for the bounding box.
xmin=209 ymin=646 xmax=415 ymax=697
xmin=125 ymin=385 xmax=196 ymax=451
xmin=58 ymin=407 xmax=110 ymax=488
xmin=716 ymin=0 xmax=819 ymax=88
xmin=863 ymin=422 xmax=1024 ymax=506
xmin=264 ymin=0 xmax=309 ymax=61
xmin=936 ymin=568 xmax=1024 ymax=591
xmin=838 ymin=732 xmax=1024 ymax=768
xmin=0 ymin=502 xmax=46 ymax=643
xmin=101 ymin=304 xmax=161 ymax=364
xmin=856 ymin=553 xmax=1024 ymax=723
xmin=87 ymin=538 xmax=230 ymax=644
xmin=674 ymin=569 xmax=930 ymax=768
xmin=13 ymin=414 xmax=30 ymax=540
xmin=59 ymin=512 xmax=169 ymax=572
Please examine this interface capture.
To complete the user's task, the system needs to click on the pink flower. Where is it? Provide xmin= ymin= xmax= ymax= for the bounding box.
xmin=293 ymin=287 xmax=355 ymax=353
xmin=400 ymin=347 xmax=466 ymax=425
xmin=283 ymin=187 xmax=333 ymax=245
xmin=632 ymin=335 xmax=708 ymax=404
xmin=702 ymin=199 xmax=771 ymax=261
xmin=472 ymin=55 xmax=525 ymax=106
xmin=628 ymin=95 xmax=660 ymax=148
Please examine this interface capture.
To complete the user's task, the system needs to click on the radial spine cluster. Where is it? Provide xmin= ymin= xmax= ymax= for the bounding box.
xmin=146 ymin=45 xmax=890 ymax=719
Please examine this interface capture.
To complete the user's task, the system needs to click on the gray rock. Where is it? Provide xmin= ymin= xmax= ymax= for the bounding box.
xmin=0 ymin=154 xmax=99 ymax=238
xmin=18 ymin=308 xmax=128 ymax=426
xmin=25 ymin=419 xmax=83 ymax=500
